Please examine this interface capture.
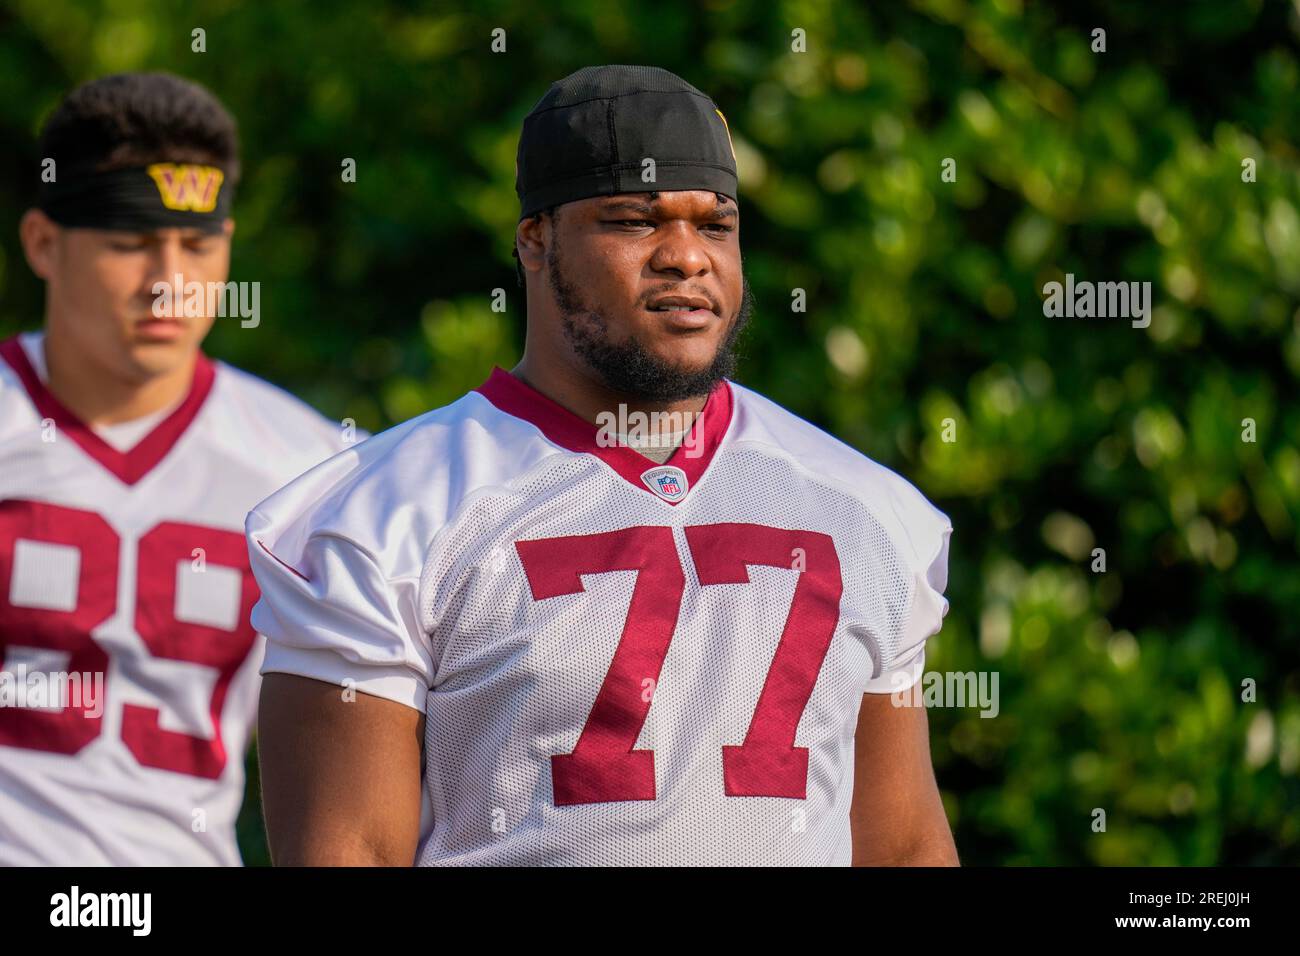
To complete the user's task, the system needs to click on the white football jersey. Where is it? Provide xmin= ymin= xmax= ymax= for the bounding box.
xmin=247 ymin=367 xmax=952 ymax=866
xmin=0 ymin=332 xmax=352 ymax=865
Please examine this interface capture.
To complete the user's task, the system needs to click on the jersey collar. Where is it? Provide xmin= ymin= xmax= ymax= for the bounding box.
xmin=0 ymin=336 xmax=216 ymax=486
xmin=474 ymin=366 xmax=733 ymax=505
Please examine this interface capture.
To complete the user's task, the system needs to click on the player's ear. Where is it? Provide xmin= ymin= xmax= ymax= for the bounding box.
xmin=515 ymin=213 xmax=548 ymax=276
xmin=222 ymin=217 xmax=236 ymax=240
xmin=19 ymin=208 xmax=60 ymax=282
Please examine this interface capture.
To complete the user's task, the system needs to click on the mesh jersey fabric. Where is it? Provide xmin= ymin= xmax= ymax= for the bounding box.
xmin=247 ymin=369 xmax=952 ymax=866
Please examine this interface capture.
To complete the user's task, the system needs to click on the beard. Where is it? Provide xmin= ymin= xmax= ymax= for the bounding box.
xmin=547 ymin=243 xmax=753 ymax=403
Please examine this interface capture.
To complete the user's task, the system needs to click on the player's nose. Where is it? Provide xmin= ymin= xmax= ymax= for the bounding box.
xmin=144 ymin=233 xmax=186 ymax=291
xmin=648 ymin=223 xmax=711 ymax=279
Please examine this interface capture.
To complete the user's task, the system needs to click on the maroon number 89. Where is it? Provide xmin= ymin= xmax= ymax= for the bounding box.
xmin=0 ymin=498 xmax=257 ymax=779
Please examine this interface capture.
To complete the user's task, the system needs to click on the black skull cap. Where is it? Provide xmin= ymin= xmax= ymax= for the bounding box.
xmin=515 ymin=64 xmax=738 ymax=220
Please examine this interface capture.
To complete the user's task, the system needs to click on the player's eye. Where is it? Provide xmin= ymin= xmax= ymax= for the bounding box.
xmin=609 ymin=219 xmax=655 ymax=229
xmin=108 ymin=238 xmax=149 ymax=252
xmin=702 ymin=223 xmax=734 ymax=234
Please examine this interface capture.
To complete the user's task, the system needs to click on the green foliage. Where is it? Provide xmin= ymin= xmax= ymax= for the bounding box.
xmin=2 ymin=0 xmax=1297 ymax=865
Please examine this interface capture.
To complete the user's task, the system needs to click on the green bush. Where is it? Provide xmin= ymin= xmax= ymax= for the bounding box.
xmin=2 ymin=0 xmax=1296 ymax=865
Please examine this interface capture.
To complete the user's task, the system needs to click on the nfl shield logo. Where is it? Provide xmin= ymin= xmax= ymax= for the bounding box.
xmin=641 ymin=465 xmax=689 ymax=502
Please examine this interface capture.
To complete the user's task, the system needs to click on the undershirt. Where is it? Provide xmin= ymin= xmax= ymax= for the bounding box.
xmin=19 ymin=332 xmax=180 ymax=452
xmin=616 ymin=427 xmax=690 ymax=465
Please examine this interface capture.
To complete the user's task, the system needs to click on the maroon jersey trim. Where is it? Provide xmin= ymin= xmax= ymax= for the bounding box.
xmin=0 ymin=336 xmax=216 ymax=486
xmin=473 ymin=365 xmax=733 ymax=504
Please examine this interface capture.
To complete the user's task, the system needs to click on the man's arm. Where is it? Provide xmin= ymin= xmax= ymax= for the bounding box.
xmin=849 ymin=692 xmax=959 ymax=866
xmin=258 ymin=673 xmax=425 ymax=866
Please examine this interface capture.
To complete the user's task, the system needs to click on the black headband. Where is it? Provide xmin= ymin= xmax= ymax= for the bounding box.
xmin=37 ymin=163 xmax=233 ymax=233
xmin=516 ymin=65 xmax=738 ymax=220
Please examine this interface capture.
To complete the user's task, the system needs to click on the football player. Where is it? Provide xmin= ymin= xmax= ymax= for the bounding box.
xmin=250 ymin=65 xmax=958 ymax=865
xmin=0 ymin=73 xmax=354 ymax=864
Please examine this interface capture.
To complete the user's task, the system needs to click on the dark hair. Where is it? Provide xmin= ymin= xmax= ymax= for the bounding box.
xmin=38 ymin=72 xmax=240 ymax=184
xmin=513 ymin=204 xmax=558 ymax=288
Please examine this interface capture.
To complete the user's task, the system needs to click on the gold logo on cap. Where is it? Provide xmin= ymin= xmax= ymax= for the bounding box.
xmin=145 ymin=163 xmax=224 ymax=212
xmin=715 ymin=109 xmax=736 ymax=163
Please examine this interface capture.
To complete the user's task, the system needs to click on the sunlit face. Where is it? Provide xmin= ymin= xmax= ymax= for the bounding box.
xmin=21 ymin=211 xmax=233 ymax=383
xmin=535 ymin=190 xmax=751 ymax=402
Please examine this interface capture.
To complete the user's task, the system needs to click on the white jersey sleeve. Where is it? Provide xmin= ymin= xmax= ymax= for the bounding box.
xmin=861 ymin=472 xmax=952 ymax=694
xmin=725 ymin=383 xmax=953 ymax=695
xmin=246 ymin=421 xmax=436 ymax=709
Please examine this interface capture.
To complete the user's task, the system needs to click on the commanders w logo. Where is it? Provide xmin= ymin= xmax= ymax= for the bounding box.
xmin=145 ymin=163 xmax=225 ymax=212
